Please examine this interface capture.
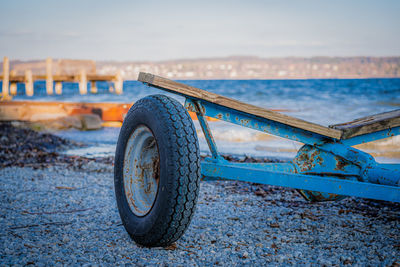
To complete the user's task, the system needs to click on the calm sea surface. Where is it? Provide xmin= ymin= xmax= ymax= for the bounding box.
xmin=9 ymin=78 xmax=400 ymax=160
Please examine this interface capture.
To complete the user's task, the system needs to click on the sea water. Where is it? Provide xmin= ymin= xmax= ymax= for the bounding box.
xmin=10 ymin=78 xmax=400 ymax=161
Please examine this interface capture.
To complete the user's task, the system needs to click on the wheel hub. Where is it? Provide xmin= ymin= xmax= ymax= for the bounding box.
xmin=123 ymin=125 xmax=159 ymax=216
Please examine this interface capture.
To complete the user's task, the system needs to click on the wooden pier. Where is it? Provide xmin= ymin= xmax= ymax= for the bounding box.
xmin=0 ymin=101 xmax=131 ymax=122
xmin=1 ymin=57 xmax=124 ymax=98
xmin=0 ymin=100 xmax=217 ymax=128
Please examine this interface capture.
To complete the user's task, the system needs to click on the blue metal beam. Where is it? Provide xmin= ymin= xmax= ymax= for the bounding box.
xmin=193 ymin=104 xmax=222 ymax=160
xmin=201 ymin=161 xmax=400 ymax=202
xmin=183 ymin=97 xmax=400 ymax=202
xmin=380 ymin=164 xmax=400 ymax=172
xmin=185 ymin=99 xmax=333 ymax=146
xmin=222 ymin=162 xmax=296 ymax=173
xmin=313 ymin=142 xmax=400 ymax=186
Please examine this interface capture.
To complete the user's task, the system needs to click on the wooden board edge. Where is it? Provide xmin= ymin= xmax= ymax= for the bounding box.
xmin=331 ymin=109 xmax=400 ymax=139
xmin=338 ymin=119 xmax=400 ymax=139
xmin=138 ymin=72 xmax=155 ymax=84
xmin=138 ymin=72 xmax=343 ymax=139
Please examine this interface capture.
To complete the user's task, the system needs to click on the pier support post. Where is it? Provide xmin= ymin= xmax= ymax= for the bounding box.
xmin=46 ymin=57 xmax=53 ymax=95
xmin=10 ymin=82 xmax=17 ymax=95
xmin=25 ymin=70 xmax=34 ymax=96
xmin=109 ymin=82 xmax=114 ymax=93
xmin=79 ymin=69 xmax=87 ymax=95
xmin=2 ymin=56 xmax=9 ymax=98
xmin=115 ymin=70 xmax=123 ymax=94
xmin=55 ymin=82 xmax=62 ymax=95
xmin=90 ymin=81 xmax=97 ymax=94
xmin=9 ymin=70 xmax=17 ymax=95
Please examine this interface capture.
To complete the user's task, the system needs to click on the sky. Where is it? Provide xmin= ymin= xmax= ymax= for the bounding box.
xmin=1 ymin=0 xmax=400 ymax=61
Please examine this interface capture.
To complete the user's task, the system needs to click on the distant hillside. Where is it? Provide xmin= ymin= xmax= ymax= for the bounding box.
xmin=4 ymin=59 xmax=96 ymax=76
xmin=3 ymin=56 xmax=400 ymax=79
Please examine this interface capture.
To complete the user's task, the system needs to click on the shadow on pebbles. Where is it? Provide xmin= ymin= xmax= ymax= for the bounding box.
xmin=0 ymin=163 xmax=399 ymax=266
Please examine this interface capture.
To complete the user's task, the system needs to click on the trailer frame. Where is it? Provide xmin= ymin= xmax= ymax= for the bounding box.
xmin=138 ymin=72 xmax=400 ymax=203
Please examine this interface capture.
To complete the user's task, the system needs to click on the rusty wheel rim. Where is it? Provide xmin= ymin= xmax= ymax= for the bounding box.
xmin=123 ymin=125 xmax=160 ymax=216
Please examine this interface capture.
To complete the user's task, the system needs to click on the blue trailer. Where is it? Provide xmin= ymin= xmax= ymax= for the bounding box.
xmin=114 ymin=72 xmax=400 ymax=247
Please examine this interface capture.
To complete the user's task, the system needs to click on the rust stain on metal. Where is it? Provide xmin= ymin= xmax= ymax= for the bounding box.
xmin=294 ymin=152 xmax=310 ymax=172
xmin=240 ymin=119 xmax=250 ymax=126
xmin=311 ymin=192 xmax=325 ymax=202
xmin=152 ymin=156 xmax=160 ymax=181
xmin=294 ymin=148 xmax=321 ymax=172
xmin=309 ymin=149 xmax=320 ymax=162
xmin=303 ymin=190 xmax=342 ymax=202
xmin=334 ymin=156 xmax=348 ymax=171
xmin=200 ymin=104 xmax=206 ymax=114
xmin=192 ymin=101 xmax=206 ymax=114
xmin=186 ymin=102 xmax=195 ymax=111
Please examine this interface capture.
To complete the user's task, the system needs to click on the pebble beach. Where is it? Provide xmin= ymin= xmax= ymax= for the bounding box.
xmin=1 ymin=123 xmax=399 ymax=266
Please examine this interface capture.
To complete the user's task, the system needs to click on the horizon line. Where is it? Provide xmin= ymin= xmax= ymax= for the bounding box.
xmin=4 ymin=55 xmax=400 ymax=63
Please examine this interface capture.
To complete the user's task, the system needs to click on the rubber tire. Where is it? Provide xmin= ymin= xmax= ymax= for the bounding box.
xmin=114 ymin=94 xmax=201 ymax=247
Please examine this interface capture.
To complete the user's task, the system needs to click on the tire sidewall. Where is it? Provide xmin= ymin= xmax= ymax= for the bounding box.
xmin=114 ymin=98 xmax=173 ymax=237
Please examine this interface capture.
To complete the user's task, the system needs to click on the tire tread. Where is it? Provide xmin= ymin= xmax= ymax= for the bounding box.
xmin=128 ymin=95 xmax=200 ymax=247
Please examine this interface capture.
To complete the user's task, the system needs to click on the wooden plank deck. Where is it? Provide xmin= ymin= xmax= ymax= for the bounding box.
xmin=330 ymin=109 xmax=400 ymax=139
xmin=0 ymin=101 xmax=217 ymax=123
xmin=138 ymin=72 xmax=343 ymax=139
xmin=0 ymin=74 xmax=118 ymax=82
xmin=0 ymin=101 xmax=131 ymax=122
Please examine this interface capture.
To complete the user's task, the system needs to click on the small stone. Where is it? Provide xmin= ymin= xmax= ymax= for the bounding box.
xmin=80 ymin=114 xmax=102 ymax=130
xmin=62 ymin=235 xmax=70 ymax=243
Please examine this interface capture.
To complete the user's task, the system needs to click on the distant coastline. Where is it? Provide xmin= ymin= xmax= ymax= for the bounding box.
xmin=3 ymin=56 xmax=400 ymax=80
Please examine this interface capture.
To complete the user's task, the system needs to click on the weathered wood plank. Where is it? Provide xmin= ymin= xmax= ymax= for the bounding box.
xmin=331 ymin=109 xmax=400 ymax=139
xmin=0 ymin=75 xmax=26 ymax=82
xmin=138 ymin=72 xmax=343 ymax=139
xmin=0 ymin=101 xmax=215 ymax=123
xmin=53 ymin=75 xmax=75 ymax=82
xmin=0 ymin=101 xmax=132 ymax=122
xmin=87 ymin=74 xmax=116 ymax=81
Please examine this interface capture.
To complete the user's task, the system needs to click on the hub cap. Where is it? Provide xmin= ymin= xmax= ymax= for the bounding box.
xmin=123 ymin=125 xmax=159 ymax=216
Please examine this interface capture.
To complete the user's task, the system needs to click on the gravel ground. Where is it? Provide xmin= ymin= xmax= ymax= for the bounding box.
xmin=1 ymin=162 xmax=399 ymax=266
